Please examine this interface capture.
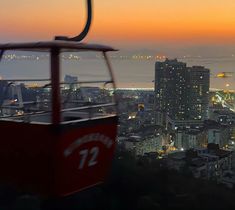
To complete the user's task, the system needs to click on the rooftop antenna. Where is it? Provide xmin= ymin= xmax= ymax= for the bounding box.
xmin=55 ymin=0 xmax=92 ymax=42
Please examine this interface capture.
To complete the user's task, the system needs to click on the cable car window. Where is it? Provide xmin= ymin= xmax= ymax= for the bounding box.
xmin=0 ymin=51 xmax=51 ymax=123
xmin=60 ymin=51 xmax=117 ymax=123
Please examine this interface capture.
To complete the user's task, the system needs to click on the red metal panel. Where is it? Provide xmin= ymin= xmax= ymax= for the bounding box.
xmin=0 ymin=117 xmax=117 ymax=197
xmin=54 ymin=119 xmax=117 ymax=196
xmin=0 ymin=121 xmax=54 ymax=195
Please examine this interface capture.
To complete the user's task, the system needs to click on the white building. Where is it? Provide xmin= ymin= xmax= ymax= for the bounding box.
xmin=123 ymin=134 xmax=165 ymax=156
xmin=167 ymin=145 xmax=233 ymax=181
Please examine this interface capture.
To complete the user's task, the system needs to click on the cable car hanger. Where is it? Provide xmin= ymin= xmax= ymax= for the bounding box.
xmin=55 ymin=0 xmax=92 ymax=42
xmin=0 ymin=0 xmax=92 ymax=60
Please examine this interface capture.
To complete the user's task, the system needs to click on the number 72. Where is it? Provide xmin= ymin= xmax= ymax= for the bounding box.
xmin=78 ymin=147 xmax=99 ymax=169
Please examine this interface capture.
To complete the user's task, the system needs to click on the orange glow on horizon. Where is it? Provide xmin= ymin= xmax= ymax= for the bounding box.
xmin=1 ymin=0 xmax=235 ymax=46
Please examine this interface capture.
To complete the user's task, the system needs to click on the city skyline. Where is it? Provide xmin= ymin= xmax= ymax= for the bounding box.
xmin=1 ymin=2 xmax=235 ymax=205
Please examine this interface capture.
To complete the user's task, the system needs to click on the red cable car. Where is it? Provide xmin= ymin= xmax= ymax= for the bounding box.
xmin=0 ymin=41 xmax=118 ymax=197
xmin=0 ymin=0 xmax=118 ymax=197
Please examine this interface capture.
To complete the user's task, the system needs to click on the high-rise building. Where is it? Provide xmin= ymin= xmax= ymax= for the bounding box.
xmin=64 ymin=74 xmax=78 ymax=90
xmin=155 ymin=58 xmax=187 ymax=120
xmin=0 ymin=80 xmax=8 ymax=106
xmin=155 ymin=59 xmax=210 ymax=121
xmin=186 ymin=66 xmax=210 ymax=120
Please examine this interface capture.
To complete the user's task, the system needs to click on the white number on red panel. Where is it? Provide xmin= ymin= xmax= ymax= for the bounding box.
xmin=78 ymin=147 xmax=99 ymax=169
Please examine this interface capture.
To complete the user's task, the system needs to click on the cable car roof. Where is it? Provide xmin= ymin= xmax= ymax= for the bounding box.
xmin=0 ymin=40 xmax=117 ymax=52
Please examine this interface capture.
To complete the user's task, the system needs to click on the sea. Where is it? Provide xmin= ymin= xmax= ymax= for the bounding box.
xmin=0 ymin=51 xmax=234 ymax=90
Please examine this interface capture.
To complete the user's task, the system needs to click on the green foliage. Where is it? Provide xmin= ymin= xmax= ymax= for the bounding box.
xmin=100 ymin=149 xmax=235 ymax=210
xmin=42 ymin=149 xmax=235 ymax=209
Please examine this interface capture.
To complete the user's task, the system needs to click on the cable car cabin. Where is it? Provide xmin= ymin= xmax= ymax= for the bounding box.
xmin=0 ymin=41 xmax=118 ymax=197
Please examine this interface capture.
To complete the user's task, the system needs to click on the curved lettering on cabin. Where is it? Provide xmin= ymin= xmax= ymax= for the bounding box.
xmin=64 ymin=133 xmax=113 ymax=157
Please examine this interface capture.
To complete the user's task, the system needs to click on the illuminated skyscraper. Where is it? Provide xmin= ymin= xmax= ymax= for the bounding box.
xmin=155 ymin=59 xmax=209 ymax=121
xmin=186 ymin=66 xmax=210 ymax=120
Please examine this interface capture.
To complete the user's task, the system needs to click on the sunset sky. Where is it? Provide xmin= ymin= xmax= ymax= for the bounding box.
xmin=1 ymin=0 xmax=235 ymax=88
xmin=1 ymin=0 xmax=235 ymax=51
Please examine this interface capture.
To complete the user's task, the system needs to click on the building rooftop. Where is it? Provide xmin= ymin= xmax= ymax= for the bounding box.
xmin=167 ymin=151 xmax=186 ymax=160
xmin=185 ymin=129 xmax=202 ymax=135
xmin=190 ymin=158 xmax=206 ymax=167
